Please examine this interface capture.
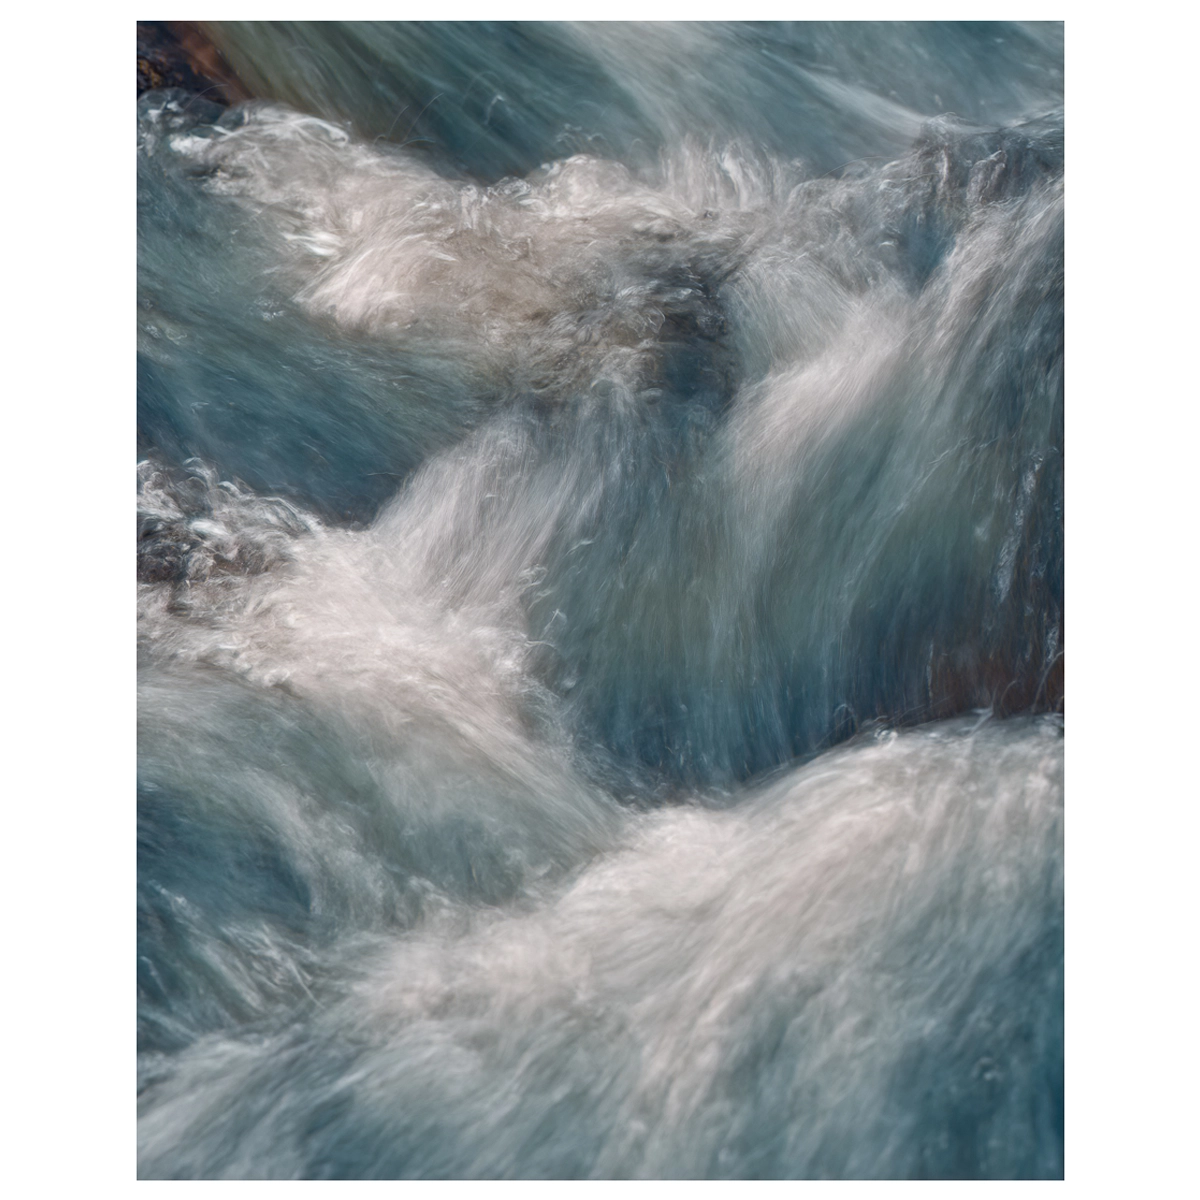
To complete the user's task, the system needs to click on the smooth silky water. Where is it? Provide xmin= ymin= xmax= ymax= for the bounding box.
xmin=137 ymin=21 xmax=1064 ymax=1179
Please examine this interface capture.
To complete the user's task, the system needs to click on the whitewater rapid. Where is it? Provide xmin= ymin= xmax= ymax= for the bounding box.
xmin=138 ymin=21 xmax=1064 ymax=1178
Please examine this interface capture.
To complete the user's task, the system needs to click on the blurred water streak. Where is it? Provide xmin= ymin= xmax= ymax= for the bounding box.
xmin=137 ymin=21 xmax=1064 ymax=1179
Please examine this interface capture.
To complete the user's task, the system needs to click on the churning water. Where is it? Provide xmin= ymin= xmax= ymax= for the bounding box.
xmin=137 ymin=21 xmax=1064 ymax=1179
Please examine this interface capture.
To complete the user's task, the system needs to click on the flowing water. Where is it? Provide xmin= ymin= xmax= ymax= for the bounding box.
xmin=137 ymin=21 xmax=1064 ymax=1179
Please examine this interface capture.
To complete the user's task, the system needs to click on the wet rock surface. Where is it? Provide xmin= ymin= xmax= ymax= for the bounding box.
xmin=138 ymin=22 xmax=247 ymax=104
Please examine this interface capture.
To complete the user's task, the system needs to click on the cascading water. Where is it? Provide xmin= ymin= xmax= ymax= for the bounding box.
xmin=137 ymin=20 xmax=1064 ymax=1179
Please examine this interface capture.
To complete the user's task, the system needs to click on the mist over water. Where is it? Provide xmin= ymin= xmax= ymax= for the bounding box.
xmin=137 ymin=21 xmax=1064 ymax=1179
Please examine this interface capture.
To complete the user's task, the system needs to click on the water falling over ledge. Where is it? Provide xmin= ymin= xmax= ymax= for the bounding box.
xmin=137 ymin=20 xmax=1064 ymax=1179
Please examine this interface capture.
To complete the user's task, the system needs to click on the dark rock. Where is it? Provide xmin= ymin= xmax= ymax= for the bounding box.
xmin=137 ymin=21 xmax=248 ymax=104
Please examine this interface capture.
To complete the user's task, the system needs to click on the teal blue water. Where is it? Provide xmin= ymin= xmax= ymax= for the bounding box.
xmin=138 ymin=22 xmax=1064 ymax=1178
